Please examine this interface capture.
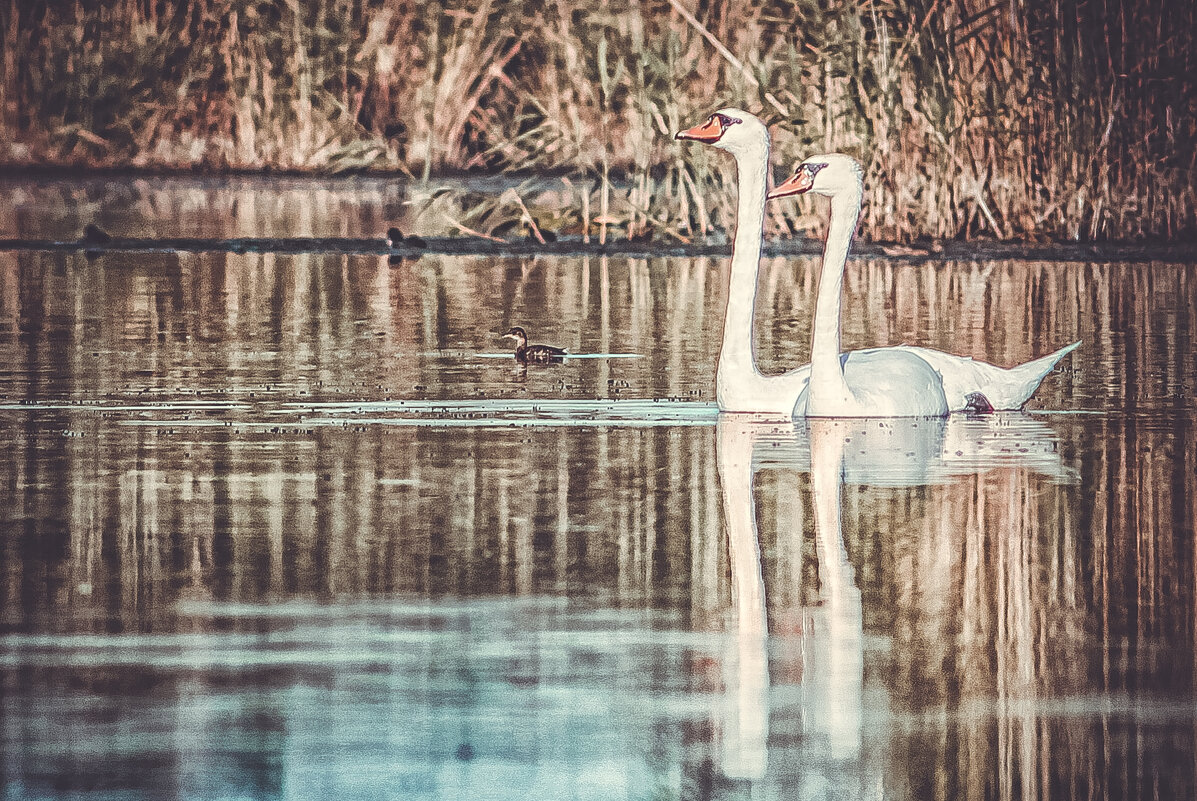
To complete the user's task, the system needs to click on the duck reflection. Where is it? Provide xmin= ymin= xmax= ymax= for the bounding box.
xmin=711 ymin=411 xmax=1075 ymax=790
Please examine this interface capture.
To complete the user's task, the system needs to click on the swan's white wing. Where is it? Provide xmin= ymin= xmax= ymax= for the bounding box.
xmin=892 ymin=342 xmax=1079 ymax=410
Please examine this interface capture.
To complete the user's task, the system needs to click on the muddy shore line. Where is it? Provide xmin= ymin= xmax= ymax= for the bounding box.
xmin=2 ymin=234 xmax=1194 ymax=265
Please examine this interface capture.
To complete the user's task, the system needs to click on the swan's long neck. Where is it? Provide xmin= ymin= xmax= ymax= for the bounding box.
xmin=717 ymin=144 xmax=769 ymax=397
xmin=714 ymin=137 xmax=809 ymax=417
xmin=808 ymin=187 xmax=861 ymax=409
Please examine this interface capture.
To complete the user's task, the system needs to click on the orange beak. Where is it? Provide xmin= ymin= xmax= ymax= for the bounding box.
xmin=675 ymin=117 xmax=723 ymax=143
xmin=767 ymin=167 xmax=816 ymax=200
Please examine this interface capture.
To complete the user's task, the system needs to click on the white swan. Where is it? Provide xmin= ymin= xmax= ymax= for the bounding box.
xmin=770 ymin=153 xmax=1080 ymax=416
xmin=675 ymin=110 xmax=1079 ymax=416
xmin=676 ymin=109 xmax=808 ymax=415
xmin=773 ymin=154 xmax=949 ymax=416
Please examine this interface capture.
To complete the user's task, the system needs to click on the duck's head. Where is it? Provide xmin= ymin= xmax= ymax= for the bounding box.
xmin=502 ymin=326 xmax=527 ymax=344
xmin=675 ymin=108 xmax=768 ymax=156
xmin=768 ymin=154 xmax=863 ymax=200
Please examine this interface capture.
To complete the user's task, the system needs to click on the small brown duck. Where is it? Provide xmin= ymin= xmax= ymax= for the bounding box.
xmin=502 ymin=326 xmax=566 ymax=363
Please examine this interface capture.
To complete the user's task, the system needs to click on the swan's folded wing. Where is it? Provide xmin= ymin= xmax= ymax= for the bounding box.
xmin=892 ymin=342 xmax=1079 ymax=410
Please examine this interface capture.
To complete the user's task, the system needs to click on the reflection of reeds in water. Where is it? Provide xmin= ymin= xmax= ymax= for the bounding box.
xmin=853 ymin=443 xmax=1196 ymax=799
xmin=1 ymin=249 xmax=1195 ymax=792
xmin=0 ymin=250 xmax=1191 ymax=406
xmin=0 ymin=419 xmax=726 ymax=629
xmin=0 ymin=176 xmax=419 ymax=240
xmin=1 ymin=1 xmax=1192 ymax=240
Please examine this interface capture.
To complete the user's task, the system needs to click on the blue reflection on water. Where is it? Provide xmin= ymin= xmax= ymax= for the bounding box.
xmin=1 ymin=600 xmax=841 ymax=800
xmin=5 ymin=594 xmax=1193 ymax=801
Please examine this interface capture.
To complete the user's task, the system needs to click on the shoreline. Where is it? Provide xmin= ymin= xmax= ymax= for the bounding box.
xmin=3 ymin=235 xmax=1193 ymax=265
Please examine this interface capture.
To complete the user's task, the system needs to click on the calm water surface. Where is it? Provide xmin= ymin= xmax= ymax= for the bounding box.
xmin=2 ymin=186 xmax=1196 ymax=800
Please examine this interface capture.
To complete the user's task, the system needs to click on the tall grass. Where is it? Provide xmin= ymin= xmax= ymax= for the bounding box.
xmin=1 ymin=0 xmax=1193 ymax=241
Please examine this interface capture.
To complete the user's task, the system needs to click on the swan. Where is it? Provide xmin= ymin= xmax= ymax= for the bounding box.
xmin=769 ymin=154 xmax=949 ymax=416
xmin=770 ymin=153 xmax=1079 ymax=414
xmin=675 ymin=110 xmax=1079 ymax=416
xmin=675 ymin=109 xmax=809 ymax=416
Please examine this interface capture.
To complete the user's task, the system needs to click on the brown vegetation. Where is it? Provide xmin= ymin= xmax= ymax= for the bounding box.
xmin=1 ymin=0 xmax=1194 ymax=241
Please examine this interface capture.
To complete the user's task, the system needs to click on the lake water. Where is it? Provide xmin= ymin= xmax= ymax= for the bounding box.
xmin=1 ymin=180 xmax=1195 ymax=800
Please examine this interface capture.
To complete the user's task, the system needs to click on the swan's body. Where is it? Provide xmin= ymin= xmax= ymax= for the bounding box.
xmin=791 ymin=348 xmax=945 ymax=417
xmin=775 ymin=341 xmax=1079 ymax=414
xmin=889 ymin=342 xmax=1078 ymax=410
xmin=676 ymin=110 xmax=1078 ymax=417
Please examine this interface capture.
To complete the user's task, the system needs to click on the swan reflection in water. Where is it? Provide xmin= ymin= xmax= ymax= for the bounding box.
xmin=712 ymin=411 xmax=1075 ymax=789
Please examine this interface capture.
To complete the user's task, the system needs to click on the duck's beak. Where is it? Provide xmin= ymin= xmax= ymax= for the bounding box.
xmin=767 ymin=167 xmax=816 ymax=200
xmin=500 ymin=333 xmax=516 ymax=341
xmin=675 ymin=117 xmax=723 ymax=143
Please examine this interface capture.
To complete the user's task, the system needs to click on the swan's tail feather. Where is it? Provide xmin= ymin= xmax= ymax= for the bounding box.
xmin=1015 ymin=341 xmax=1080 ymax=381
xmin=901 ymin=341 xmax=1080 ymax=411
xmin=1004 ymin=340 xmax=1080 ymax=409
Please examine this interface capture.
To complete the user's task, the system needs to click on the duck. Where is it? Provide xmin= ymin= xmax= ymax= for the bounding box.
xmin=502 ymin=327 xmax=567 ymax=363
xmin=80 ymin=224 xmax=112 ymax=245
xmin=385 ymin=226 xmax=426 ymax=250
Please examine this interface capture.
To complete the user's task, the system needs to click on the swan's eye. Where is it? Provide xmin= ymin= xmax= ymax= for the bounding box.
xmin=714 ymin=113 xmax=742 ymax=129
xmin=796 ymin=163 xmax=827 ymax=181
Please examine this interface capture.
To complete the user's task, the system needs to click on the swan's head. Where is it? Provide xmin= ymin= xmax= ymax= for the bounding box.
xmin=674 ymin=108 xmax=768 ymax=156
xmin=768 ymin=154 xmax=863 ymax=200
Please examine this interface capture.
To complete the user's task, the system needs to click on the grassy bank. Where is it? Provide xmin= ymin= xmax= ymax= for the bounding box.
xmin=1 ymin=0 xmax=1193 ymax=242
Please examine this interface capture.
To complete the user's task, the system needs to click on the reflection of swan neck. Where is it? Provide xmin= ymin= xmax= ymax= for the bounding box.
xmin=809 ymin=421 xmax=852 ymax=599
xmin=717 ymin=143 xmax=769 ymax=408
xmin=810 ymin=190 xmax=861 ymax=406
xmin=808 ymin=419 xmax=864 ymax=759
xmin=715 ymin=418 xmax=770 ymax=780
xmin=717 ymin=420 xmax=768 ymax=638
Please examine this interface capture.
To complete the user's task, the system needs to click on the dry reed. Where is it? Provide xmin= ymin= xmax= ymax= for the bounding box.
xmin=0 ymin=0 xmax=1193 ymax=242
